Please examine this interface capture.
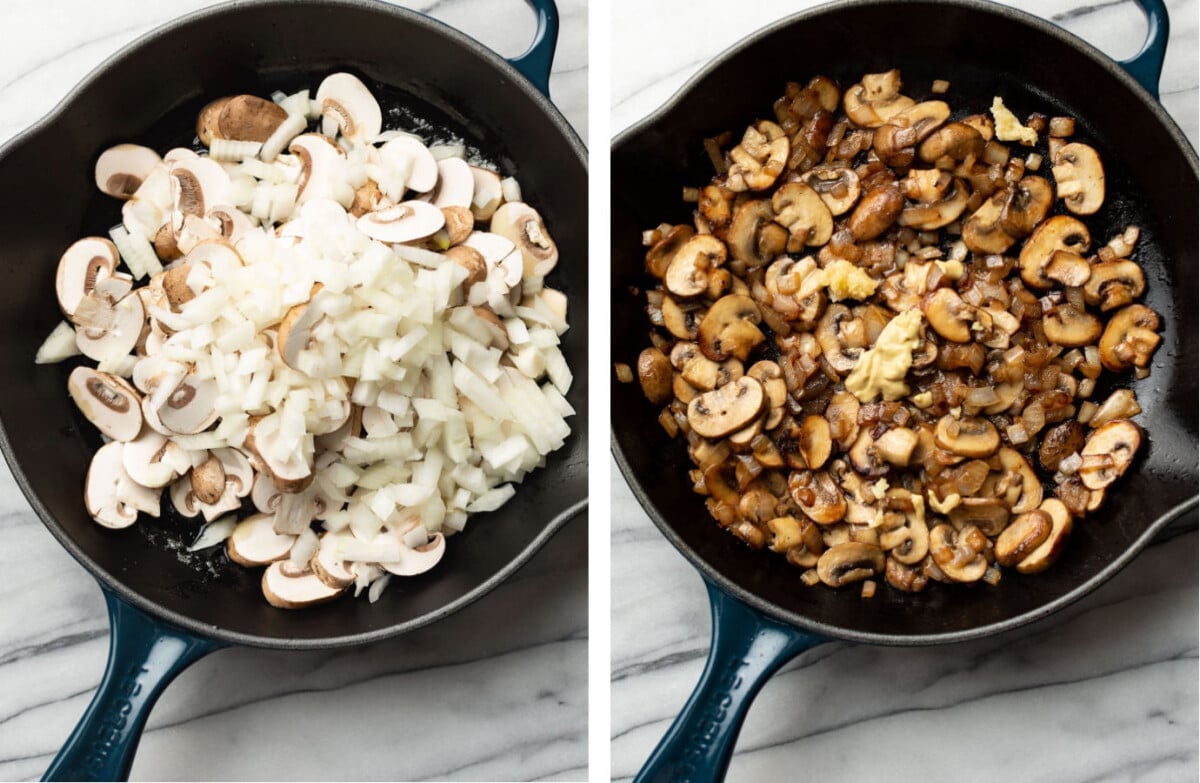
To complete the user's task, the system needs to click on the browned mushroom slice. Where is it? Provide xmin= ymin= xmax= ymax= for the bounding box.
xmin=1078 ymin=419 xmax=1142 ymax=490
xmin=1042 ymin=304 xmax=1102 ymax=347
xmin=1015 ymin=499 xmax=1073 ymax=574
xmin=842 ymin=70 xmax=915 ymax=128
xmin=636 ymin=347 xmax=673 ymax=405
xmin=801 ymin=166 xmax=861 ymax=215
xmin=999 ymin=176 xmax=1054 ymax=238
xmin=961 ymin=190 xmax=1016 ymax=255
xmin=1039 ymin=420 xmax=1085 ymax=473
xmin=872 ymin=100 xmax=950 ymax=166
xmin=929 ymin=523 xmax=989 ymax=583
xmin=772 ymin=182 xmax=833 ymax=250
xmin=1019 ymin=215 xmax=1091 ymax=289
xmin=918 ymin=122 xmax=985 ymax=165
xmin=664 ymin=234 xmax=727 ymax=298
xmin=697 ymin=295 xmax=764 ymax=362
xmin=1043 ymin=250 xmax=1092 ymax=288
xmin=922 ymin=287 xmax=974 ymax=343
xmin=727 ymin=200 xmax=788 ymax=268
xmin=681 ymin=354 xmax=742 ymax=391
xmin=1083 ymin=260 xmax=1145 ymax=312
xmin=698 ymin=185 xmax=733 ymax=232
xmin=949 ymin=497 xmax=1010 ymax=537
xmin=67 ymin=367 xmax=142 ymax=442
xmin=788 ymin=469 xmax=846 ymax=525
xmin=661 ymin=296 xmax=703 ymax=340
xmin=824 ymin=391 xmax=860 ymax=451
xmin=886 ymin=557 xmax=929 ymax=592
xmin=847 ymin=430 xmax=888 ymax=478
xmin=995 ymin=448 xmax=1043 ymax=514
xmin=935 ymin=415 xmax=1000 ymax=458
xmin=898 ymin=179 xmax=969 ymax=231
xmin=686 ymin=376 xmax=765 ymax=439
xmin=817 ymin=542 xmax=885 ymax=588
xmin=725 ymin=121 xmax=789 ymax=192
xmin=645 ymin=224 xmax=696 ymax=279
xmin=1051 ymin=142 xmax=1105 ymax=215
xmin=994 ymin=510 xmax=1052 ymax=567
xmin=1098 ymin=304 xmax=1161 ymax=372
xmin=873 ymin=427 xmax=919 ymax=466
xmin=847 ymin=184 xmax=904 ymax=241
xmin=815 ymin=304 xmax=866 ymax=373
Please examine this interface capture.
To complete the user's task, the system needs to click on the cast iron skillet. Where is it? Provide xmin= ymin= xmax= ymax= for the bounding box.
xmin=0 ymin=0 xmax=587 ymax=779
xmin=611 ymin=1 xmax=1196 ymax=780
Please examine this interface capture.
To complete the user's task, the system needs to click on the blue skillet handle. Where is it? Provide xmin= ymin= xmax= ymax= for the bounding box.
xmin=507 ymin=0 xmax=559 ymax=97
xmin=43 ymin=585 xmax=223 ymax=782
xmin=634 ymin=581 xmax=829 ymax=783
xmin=1119 ymin=0 xmax=1169 ymax=98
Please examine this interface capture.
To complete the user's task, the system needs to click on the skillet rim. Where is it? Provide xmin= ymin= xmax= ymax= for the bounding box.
xmin=610 ymin=0 xmax=1198 ymax=646
xmin=0 ymin=0 xmax=589 ymax=650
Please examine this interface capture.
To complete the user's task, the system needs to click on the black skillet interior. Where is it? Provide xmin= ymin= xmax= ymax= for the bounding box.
xmin=0 ymin=0 xmax=587 ymax=646
xmin=612 ymin=0 xmax=1197 ymax=643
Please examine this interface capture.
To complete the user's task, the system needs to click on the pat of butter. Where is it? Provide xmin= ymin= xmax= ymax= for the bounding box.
xmin=821 ymin=258 xmax=879 ymax=302
xmin=991 ymin=97 xmax=1038 ymax=146
xmin=844 ymin=309 xmax=924 ymax=403
xmin=871 ymin=478 xmax=890 ymax=500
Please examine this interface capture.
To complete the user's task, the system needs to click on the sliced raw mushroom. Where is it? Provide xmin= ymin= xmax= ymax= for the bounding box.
xmin=1019 ymin=215 xmax=1091 ymax=289
xmin=1051 ymin=142 xmax=1105 ymax=215
xmin=1098 ymin=304 xmax=1161 ymax=372
xmin=206 ymin=204 xmax=257 ymax=245
xmin=999 ymin=176 xmax=1054 ymax=238
xmin=696 ymin=294 xmax=764 ymax=361
xmin=123 ymin=430 xmax=188 ymax=489
xmin=57 ymin=237 xmax=120 ymax=319
xmin=816 ymin=542 xmax=885 ymax=587
xmin=725 ymin=120 xmax=789 ymax=191
xmin=1078 ymin=419 xmax=1141 ymax=490
xmin=155 ymin=372 xmax=219 ymax=435
xmin=190 ymin=453 xmax=226 ymax=504
xmin=918 ymin=121 xmax=985 ymax=164
xmin=1084 ymin=260 xmax=1145 ymax=312
xmin=228 ymin=513 xmax=296 ymax=566
xmin=379 ymin=136 xmax=439 ymax=194
xmin=315 ymin=72 xmax=383 ymax=143
xmin=664 ymin=234 xmax=726 ymax=298
xmin=847 ymin=184 xmax=904 ymax=241
xmin=772 ymin=182 xmax=833 ymax=250
xmin=85 ymin=442 xmax=160 ymax=528
xmin=686 ymin=376 xmax=765 ymax=438
xmin=922 ymin=287 xmax=975 ymax=343
xmin=490 ymin=202 xmax=558 ymax=277
xmin=277 ymin=289 xmax=329 ymax=369
xmin=994 ymin=510 xmax=1052 ymax=567
xmin=935 ymin=415 xmax=1000 ymax=458
xmin=75 ymin=291 xmax=144 ymax=362
xmin=929 ymin=523 xmax=989 ymax=582
xmin=311 ymin=532 xmax=357 ymax=588
xmin=262 ymin=561 xmax=346 ymax=609
xmin=67 ymin=367 xmax=142 ymax=442
xmin=788 ymin=469 xmax=846 ymax=524
xmin=208 ymin=95 xmax=289 ymax=143
xmin=727 ymin=199 xmax=788 ymax=268
xmin=246 ymin=417 xmax=314 ymax=493
xmin=842 ymin=70 xmax=914 ymax=128
xmin=433 ymin=157 xmax=475 ymax=209
xmin=289 ymin=134 xmax=351 ymax=207
xmin=381 ymin=532 xmax=447 ymax=576
xmin=95 ymin=144 xmax=161 ymax=200
xmin=1042 ymin=303 xmax=1102 ymax=347
xmin=446 ymin=245 xmax=488 ymax=288
xmin=1014 ymin=499 xmax=1073 ymax=574
xmin=469 ymin=166 xmax=504 ymax=221
xmin=357 ymin=201 xmax=445 ymax=243
xmin=801 ymin=167 xmax=860 ymax=215
xmin=170 ymin=156 xmax=231 ymax=223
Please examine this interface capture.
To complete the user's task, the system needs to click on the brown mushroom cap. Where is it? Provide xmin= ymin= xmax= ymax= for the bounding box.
xmin=872 ymin=100 xmax=950 ymax=166
xmin=686 ymin=376 xmax=765 ymax=439
xmin=772 ymin=182 xmax=833 ymax=250
xmin=665 ymin=234 xmax=727 ymax=298
xmin=847 ymin=184 xmax=904 ymax=241
xmin=1079 ymin=419 xmax=1142 ymax=490
xmin=637 ymin=347 xmax=673 ymax=405
xmin=697 ymin=294 xmax=764 ymax=362
xmin=1051 ymin=142 xmax=1105 ymax=215
xmin=801 ymin=167 xmax=861 ymax=215
xmin=1019 ymin=215 xmax=1092 ymax=290
xmin=995 ymin=510 xmax=1052 ymax=567
xmin=727 ymin=199 xmax=788 ymax=268
xmin=214 ymin=95 xmax=289 ymax=143
xmin=1014 ymin=499 xmax=1073 ymax=574
xmin=1098 ymin=304 xmax=1161 ymax=372
xmin=918 ymin=122 xmax=985 ymax=164
xmin=935 ymin=415 xmax=1000 ymax=458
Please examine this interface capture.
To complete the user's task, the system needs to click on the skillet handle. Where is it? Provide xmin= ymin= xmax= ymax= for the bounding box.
xmin=43 ymin=585 xmax=222 ymax=782
xmin=634 ymin=581 xmax=828 ymax=783
xmin=507 ymin=0 xmax=560 ymax=97
xmin=1119 ymin=0 xmax=1169 ymax=98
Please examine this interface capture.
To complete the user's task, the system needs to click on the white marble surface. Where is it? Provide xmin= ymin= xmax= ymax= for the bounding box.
xmin=0 ymin=1 xmax=587 ymax=781
xmin=610 ymin=1 xmax=1199 ymax=781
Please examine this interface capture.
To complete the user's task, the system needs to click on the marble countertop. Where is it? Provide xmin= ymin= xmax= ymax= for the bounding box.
xmin=0 ymin=1 xmax=587 ymax=781
xmin=610 ymin=1 xmax=1198 ymax=781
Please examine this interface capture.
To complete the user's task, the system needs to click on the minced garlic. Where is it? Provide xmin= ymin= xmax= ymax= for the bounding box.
xmin=844 ymin=309 xmax=924 ymax=403
xmin=928 ymin=491 xmax=962 ymax=514
xmin=934 ymin=257 xmax=964 ymax=280
xmin=910 ymin=391 xmax=934 ymax=408
xmin=991 ymin=96 xmax=1038 ymax=146
xmin=821 ymin=258 xmax=879 ymax=301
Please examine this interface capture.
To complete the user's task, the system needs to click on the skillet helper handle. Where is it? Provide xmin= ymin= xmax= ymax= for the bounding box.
xmin=1119 ymin=0 xmax=1169 ymax=98
xmin=43 ymin=586 xmax=222 ymax=782
xmin=635 ymin=581 xmax=827 ymax=783
xmin=507 ymin=0 xmax=560 ymax=97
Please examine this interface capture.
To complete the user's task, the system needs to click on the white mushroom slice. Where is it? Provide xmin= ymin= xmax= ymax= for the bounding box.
xmin=214 ymin=447 xmax=254 ymax=498
xmin=95 ymin=144 xmax=162 ymax=200
xmin=1051 ymin=142 xmax=1105 ymax=215
xmin=315 ymin=72 xmax=382 ymax=144
xmin=169 ymin=476 xmax=201 ymax=518
xmin=262 ymin=561 xmax=346 ymax=608
xmin=251 ymin=470 xmax=283 ymax=514
xmin=463 ymin=231 xmax=516 ymax=264
xmin=247 ymin=418 xmax=313 ymax=492
xmin=156 ymin=373 xmax=219 ymax=435
xmin=122 ymin=429 xmax=189 ymax=489
xmin=228 ymin=512 xmax=297 ymax=566
xmin=356 ymin=201 xmax=444 ymax=243
xmin=469 ymin=166 xmax=504 ymax=221
xmin=169 ymin=157 xmax=231 ymax=225
xmin=490 ymin=202 xmax=558 ymax=277
xmin=85 ymin=442 xmax=160 ymax=528
xmin=311 ymin=532 xmax=357 ymax=588
xmin=289 ymin=134 xmax=352 ymax=207
xmin=75 ymin=291 xmax=144 ymax=362
xmin=379 ymin=136 xmax=439 ymax=194
xmin=186 ymin=238 xmax=244 ymax=275
xmin=67 ymin=366 xmax=142 ymax=442
xmin=206 ymin=204 xmax=256 ymax=245
xmin=380 ymin=532 xmax=446 ymax=576
xmin=433 ymin=158 xmax=475 ymax=209
xmin=57 ymin=237 xmax=119 ymax=319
